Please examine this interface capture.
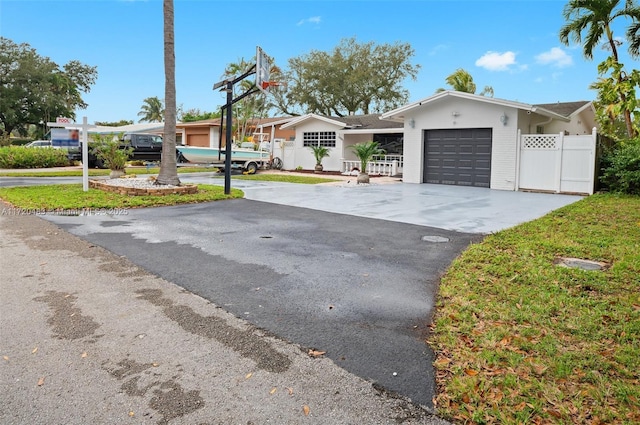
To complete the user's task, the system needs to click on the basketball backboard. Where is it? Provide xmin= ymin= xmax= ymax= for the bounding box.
xmin=256 ymin=46 xmax=271 ymax=93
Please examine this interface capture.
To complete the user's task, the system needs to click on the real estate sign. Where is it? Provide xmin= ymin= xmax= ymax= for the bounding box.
xmin=51 ymin=128 xmax=80 ymax=148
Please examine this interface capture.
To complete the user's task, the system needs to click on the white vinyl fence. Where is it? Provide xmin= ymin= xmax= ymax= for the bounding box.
xmin=516 ymin=129 xmax=597 ymax=195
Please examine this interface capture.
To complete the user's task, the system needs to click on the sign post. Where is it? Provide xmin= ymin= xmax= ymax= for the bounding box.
xmin=47 ymin=117 xmax=95 ymax=192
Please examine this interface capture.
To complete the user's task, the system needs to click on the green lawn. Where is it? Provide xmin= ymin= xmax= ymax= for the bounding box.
xmin=0 ymin=184 xmax=243 ymax=210
xmin=432 ymin=194 xmax=640 ymax=424
xmin=0 ymin=168 xmax=341 ymax=185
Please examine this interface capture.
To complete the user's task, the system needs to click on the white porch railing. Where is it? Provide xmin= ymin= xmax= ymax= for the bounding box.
xmin=342 ymin=155 xmax=403 ymax=177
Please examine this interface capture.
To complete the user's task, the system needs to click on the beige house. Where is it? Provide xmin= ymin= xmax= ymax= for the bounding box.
xmin=176 ymin=117 xmax=296 ymax=148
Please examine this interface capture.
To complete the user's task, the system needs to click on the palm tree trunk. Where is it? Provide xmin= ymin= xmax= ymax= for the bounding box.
xmin=157 ymin=0 xmax=180 ymax=186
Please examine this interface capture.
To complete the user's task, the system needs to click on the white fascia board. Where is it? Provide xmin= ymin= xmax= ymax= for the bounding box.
xmin=570 ymin=101 xmax=595 ymax=117
xmin=281 ymin=113 xmax=348 ymax=129
xmin=256 ymin=117 xmax=295 ymax=128
xmin=532 ymin=107 xmax=571 ymax=122
xmin=340 ymin=128 xmax=403 ymax=134
xmin=381 ymin=90 xmax=545 ymax=120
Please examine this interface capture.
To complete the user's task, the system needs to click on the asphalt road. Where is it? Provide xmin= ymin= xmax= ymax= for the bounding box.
xmin=1 ymin=207 xmax=453 ymax=424
xmin=40 ymin=198 xmax=480 ymax=407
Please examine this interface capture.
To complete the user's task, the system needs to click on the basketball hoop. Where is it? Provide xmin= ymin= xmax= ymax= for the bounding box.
xmin=260 ymin=81 xmax=286 ymax=90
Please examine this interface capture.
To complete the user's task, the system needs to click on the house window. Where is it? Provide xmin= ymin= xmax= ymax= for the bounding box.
xmin=303 ymin=131 xmax=336 ymax=147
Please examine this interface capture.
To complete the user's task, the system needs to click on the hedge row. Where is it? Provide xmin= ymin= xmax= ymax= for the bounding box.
xmin=0 ymin=146 xmax=71 ymax=169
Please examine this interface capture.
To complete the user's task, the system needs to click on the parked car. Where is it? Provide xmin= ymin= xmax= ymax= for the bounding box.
xmin=67 ymin=132 xmax=187 ymax=168
xmin=25 ymin=140 xmax=55 ymax=148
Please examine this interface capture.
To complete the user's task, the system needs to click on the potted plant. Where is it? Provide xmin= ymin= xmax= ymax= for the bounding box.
xmin=350 ymin=141 xmax=384 ymax=184
xmin=309 ymin=145 xmax=330 ymax=173
xmin=90 ymin=133 xmax=133 ymax=178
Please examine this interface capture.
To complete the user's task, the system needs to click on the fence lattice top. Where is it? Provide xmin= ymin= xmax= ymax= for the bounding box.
xmin=522 ymin=135 xmax=557 ymax=149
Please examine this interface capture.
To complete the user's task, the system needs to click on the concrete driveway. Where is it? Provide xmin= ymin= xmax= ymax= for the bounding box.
xmin=181 ymin=175 xmax=584 ymax=234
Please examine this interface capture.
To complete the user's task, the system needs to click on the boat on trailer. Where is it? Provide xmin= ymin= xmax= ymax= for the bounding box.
xmin=176 ymin=145 xmax=270 ymax=174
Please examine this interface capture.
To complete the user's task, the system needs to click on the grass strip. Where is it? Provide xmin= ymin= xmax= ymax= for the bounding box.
xmin=0 ymin=183 xmax=243 ymax=210
xmin=432 ymin=194 xmax=640 ymax=424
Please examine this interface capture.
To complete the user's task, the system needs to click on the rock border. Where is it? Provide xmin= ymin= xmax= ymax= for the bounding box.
xmin=89 ymin=179 xmax=198 ymax=196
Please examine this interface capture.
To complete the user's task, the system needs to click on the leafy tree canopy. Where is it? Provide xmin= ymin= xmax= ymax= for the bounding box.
xmin=94 ymin=119 xmax=134 ymax=127
xmin=280 ymin=37 xmax=420 ymax=117
xmin=180 ymin=108 xmax=221 ymax=122
xmin=559 ymin=0 xmax=640 ymax=138
xmin=0 ymin=37 xmax=97 ymax=137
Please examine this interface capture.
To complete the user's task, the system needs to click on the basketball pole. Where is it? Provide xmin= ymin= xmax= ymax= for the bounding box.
xmin=224 ymin=81 xmax=233 ymax=195
xmin=215 ymin=65 xmax=261 ymax=194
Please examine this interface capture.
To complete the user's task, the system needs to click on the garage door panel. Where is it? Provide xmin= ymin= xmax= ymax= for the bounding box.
xmin=423 ymin=128 xmax=492 ymax=187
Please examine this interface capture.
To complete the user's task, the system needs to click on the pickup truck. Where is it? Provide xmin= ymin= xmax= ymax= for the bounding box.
xmin=68 ymin=133 xmax=186 ymax=168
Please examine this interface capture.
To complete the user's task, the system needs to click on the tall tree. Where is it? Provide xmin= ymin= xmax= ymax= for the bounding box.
xmin=0 ymin=37 xmax=97 ymax=137
xmin=559 ymin=0 xmax=640 ymax=137
xmin=590 ymin=56 xmax=640 ymax=140
xmin=137 ymin=96 xmax=164 ymax=123
xmin=282 ymin=37 xmax=420 ymax=117
xmin=436 ymin=68 xmax=494 ymax=96
xmin=628 ymin=18 xmax=640 ymax=56
xmin=156 ymin=0 xmax=180 ymax=186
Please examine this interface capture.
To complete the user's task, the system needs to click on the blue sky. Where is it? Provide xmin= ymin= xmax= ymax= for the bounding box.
xmin=1 ymin=0 xmax=638 ymax=123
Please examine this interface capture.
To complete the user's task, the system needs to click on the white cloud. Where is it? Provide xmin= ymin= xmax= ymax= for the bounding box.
xmin=429 ymin=44 xmax=449 ymax=56
xmin=297 ymin=16 xmax=322 ymax=26
xmin=535 ymin=47 xmax=573 ymax=68
xmin=475 ymin=51 xmax=517 ymax=71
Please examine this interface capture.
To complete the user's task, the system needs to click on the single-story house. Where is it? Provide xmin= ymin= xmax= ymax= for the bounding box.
xmin=277 ymin=114 xmax=404 ymax=175
xmin=380 ymin=91 xmax=598 ymax=194
xmin=176 ymin=117 xmax=296 ymax=148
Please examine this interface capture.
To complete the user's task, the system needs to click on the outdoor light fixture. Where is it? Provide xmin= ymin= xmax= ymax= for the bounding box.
xmin=409 ymin=118 xmax=415 ymax=128
xmin=500 ymin=113 xmax=508 ymax=126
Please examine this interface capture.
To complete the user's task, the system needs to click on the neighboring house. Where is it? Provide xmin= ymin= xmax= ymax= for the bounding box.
xmin=278 ymin=114 xmax=404 ymax=174
xmin=176 ymin=117 xmax=296 ymax=148
xmin=380 ymin=91 xmax=598 ymax=194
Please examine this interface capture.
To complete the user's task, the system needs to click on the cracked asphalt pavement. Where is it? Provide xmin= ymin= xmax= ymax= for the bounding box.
xmin=0 ymin=196 xmax=476 ymax=424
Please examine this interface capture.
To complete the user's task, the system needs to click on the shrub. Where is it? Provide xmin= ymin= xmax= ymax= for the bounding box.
xmin=90 ymin=133 xmax=132 ymax=171
xmin=600 ymin=140 xmax=640 ymax=194
xmin=350 ymin=141 xmax=385 ymax=174
xmin=0 ymin=146 xmax=71 ymax=169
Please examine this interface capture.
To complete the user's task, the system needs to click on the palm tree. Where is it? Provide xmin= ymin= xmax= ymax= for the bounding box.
xmin=436 ymin=68 xmax=494 ymax=96
xmin=309 ymin=145 xmax=330 ymax=172
xmin=221 ymin=58 xmax=269 ymax=143
xmin=559 ymin=0 xmax=640 ymax=137
xmin=350 ymin=141 xmax=385 ymax=184
xmin=629 ymin=20 xmax=640 ymax=57
xmin=137 ymin=96 xmax=164 ymax=123
xmin=156 ymin=0 xmax=180 ymax=186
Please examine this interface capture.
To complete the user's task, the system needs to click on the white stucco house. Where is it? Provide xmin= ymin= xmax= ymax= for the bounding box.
xmin=275 ymin=114 xmax=404 ymax=176
xmin=380 ymin=91 xmax=598 ymax=194
xmin=273 ymin=92 xmax=597 ymax=194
